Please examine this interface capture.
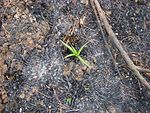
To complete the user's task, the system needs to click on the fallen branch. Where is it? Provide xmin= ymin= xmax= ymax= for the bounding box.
xmin=90 ymin=0 xmax=122 ymax=77
xmin=90 ymin=0 xmax=150 ymax=90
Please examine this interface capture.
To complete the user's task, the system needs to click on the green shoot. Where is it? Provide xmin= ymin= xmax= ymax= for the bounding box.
xmin=61 ymin=40 xmax=90 ymax=67
xmin=77 ymin=41 xmax=89 ymax=56
xmin=65 ymin=97 xmax=73 ymax=105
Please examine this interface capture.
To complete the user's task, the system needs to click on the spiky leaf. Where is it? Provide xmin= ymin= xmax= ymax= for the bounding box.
xmin=71 ymin=46 xmax=78 ymax=55
xmin=65 ymin=54 xmax=75 ymax=58
xmin=77 ymin=42 xmax=89 ymax=55
xmin=61 ymin=40 xmax=74 ymax=53
xmin=78 ymin=56 xmax=90 ymax=67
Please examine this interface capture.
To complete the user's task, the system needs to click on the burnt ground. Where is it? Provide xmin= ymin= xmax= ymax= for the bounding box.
xmin=0 ymin=0 xmax=150 ymax=113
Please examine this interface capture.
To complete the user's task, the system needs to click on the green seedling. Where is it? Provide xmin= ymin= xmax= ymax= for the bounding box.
xmin=61 ymin=40 xmax=90 ymax=67
xmin=65 ymin=97 xmax=73 ymax=105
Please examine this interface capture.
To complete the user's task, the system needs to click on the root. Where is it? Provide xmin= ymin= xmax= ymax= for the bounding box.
xmin=90 ymin=0 xmax=150 ymax=90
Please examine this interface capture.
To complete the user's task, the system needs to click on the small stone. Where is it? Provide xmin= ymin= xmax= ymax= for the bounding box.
xmin=32 ymin=87 xmax=38 ymax=93
xmin=107 ymin=106 xmax=116 ymax=113
xmin=81 ymin=0 xmax=89 ymax=6
xmin=19 ymin=93 xmax=25 ymax=99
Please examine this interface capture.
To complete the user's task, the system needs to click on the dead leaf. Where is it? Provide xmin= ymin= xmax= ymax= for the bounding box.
xmin=0 ymin=103 xmax=4 ymax=112
xmin=1 ymin=90 xmax=8 ymax=104
xmin=63 ymin=65 xmax=70 ymax=76
xmin=74 ymin=65 xmax=86 ymax=81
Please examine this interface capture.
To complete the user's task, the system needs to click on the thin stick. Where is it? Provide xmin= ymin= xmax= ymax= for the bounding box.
xmin=90 ymin=0 xmax=150 ymax=90
xmin=136 ymin=66 xmax=150 ymax=73
xmin=90 ymin=0 xmax=122 ymax=77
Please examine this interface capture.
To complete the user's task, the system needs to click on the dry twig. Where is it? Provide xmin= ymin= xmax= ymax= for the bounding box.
xmin=136 ymin=66 xmax=150 ymax=73
xmin=90 ymin=0 xmax=122 ymax=77
xmin=90 ymin=0 xmax=150 ymax=90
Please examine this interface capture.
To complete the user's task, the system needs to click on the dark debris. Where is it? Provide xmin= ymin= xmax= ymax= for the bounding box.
xmin=0 ymin=0 xmax=150 ymax=113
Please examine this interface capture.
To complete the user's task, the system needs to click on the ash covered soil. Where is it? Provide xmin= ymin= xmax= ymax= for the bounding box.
xmin=0 ymin=0 xmax=150 ymax=113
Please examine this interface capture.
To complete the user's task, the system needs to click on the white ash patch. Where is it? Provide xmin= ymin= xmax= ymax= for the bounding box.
xmin=23 ymin=59 xmax=48 ymax=81
xmin=30 ymin=60 xmax=48 ymax=80
xmin=22 ymin=55 xmax=63 ymax=84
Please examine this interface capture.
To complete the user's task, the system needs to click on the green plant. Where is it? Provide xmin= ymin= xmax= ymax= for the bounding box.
xmin=65 ymin=97 xmax=73 ymax=105
xmin=61 ymin=40 xmax=90 ymax=67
